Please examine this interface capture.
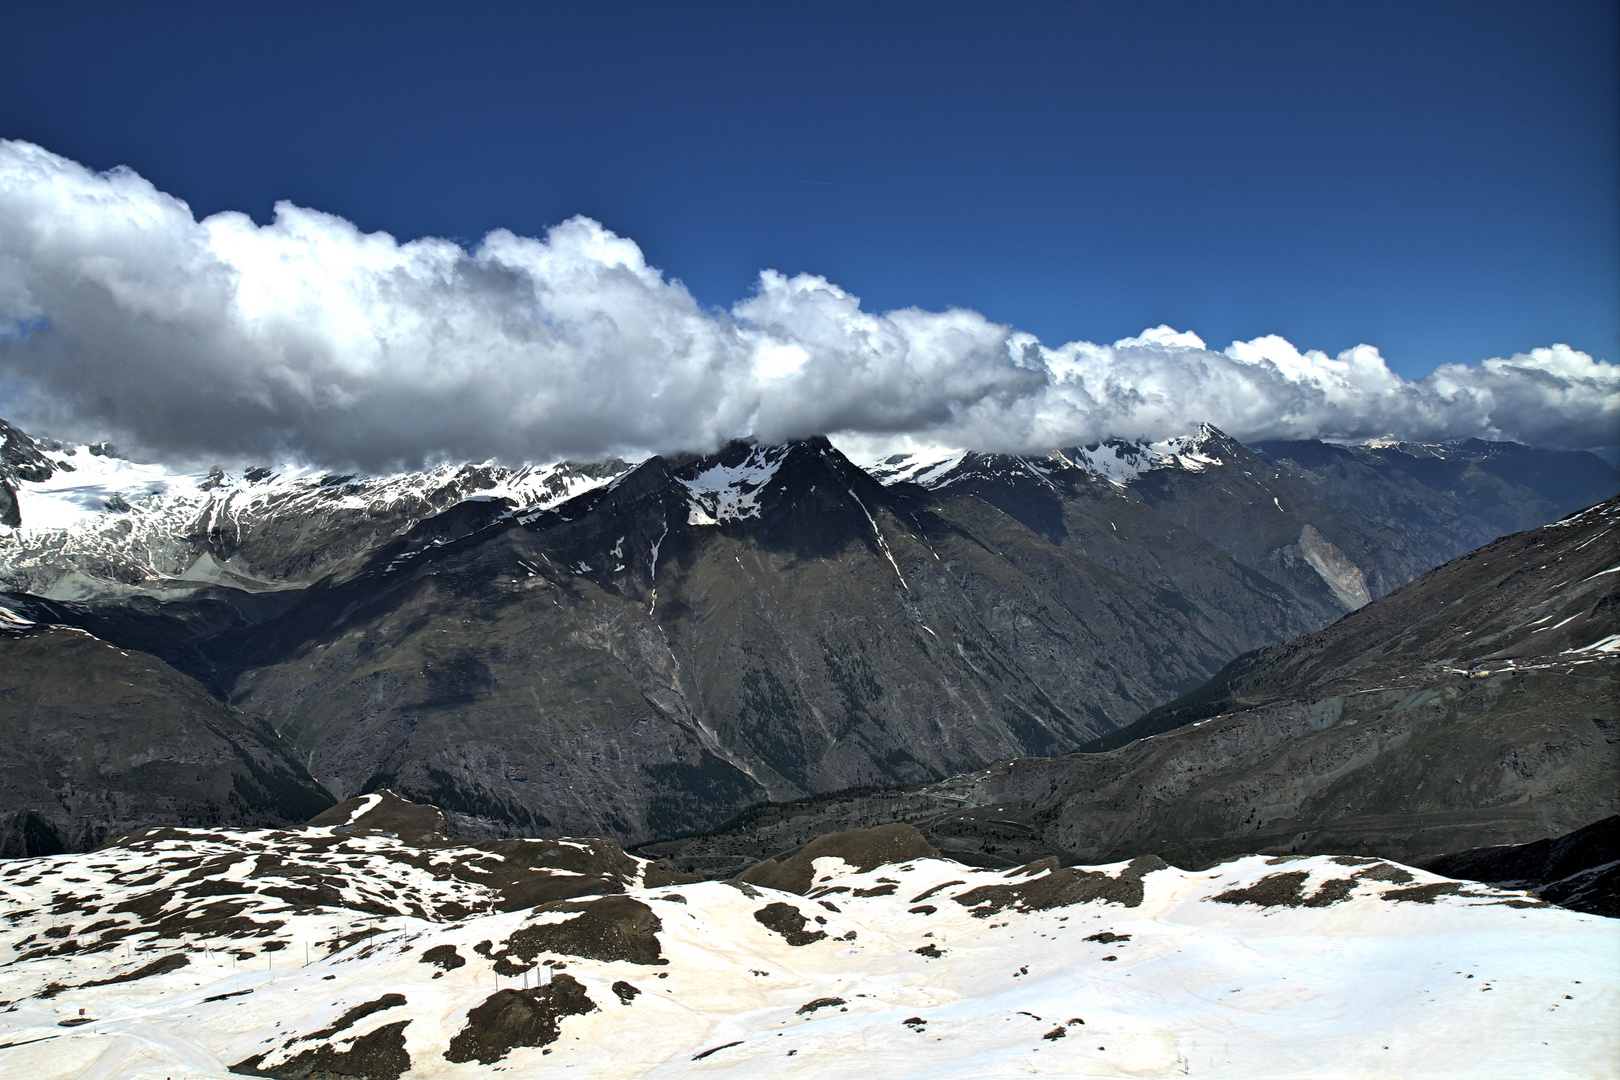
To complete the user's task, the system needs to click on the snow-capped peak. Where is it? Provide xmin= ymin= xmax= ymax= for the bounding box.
xmin=0 ymin=419 xmax=631 ymax=598
xmin=1064 ymin=426 xmax=1230 ymax=487
xmin=850 ymin=425 xmax=1234 ymax=492
xmin=678 ymin=443 xmax=792 ymax=525
xmin=860 ymin=448 xmax=971 ymax=488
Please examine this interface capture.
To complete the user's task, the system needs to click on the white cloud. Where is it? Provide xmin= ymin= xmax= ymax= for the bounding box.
xmin=0 ymin=139 xmax=1614 ymax=469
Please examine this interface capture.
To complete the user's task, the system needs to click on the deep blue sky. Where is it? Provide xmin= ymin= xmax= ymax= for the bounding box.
xmin=3 ymin=0 xmax=1615 ymax=378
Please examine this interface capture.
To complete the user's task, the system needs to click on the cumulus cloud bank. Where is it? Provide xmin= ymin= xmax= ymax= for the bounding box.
xmin=0 ymin=139 xmax=1614 ymax=470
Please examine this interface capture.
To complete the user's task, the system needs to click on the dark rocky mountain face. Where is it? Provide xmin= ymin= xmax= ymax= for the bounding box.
xmin=641 ymin=498 xmax=1619 ymax=882
xmin=0 ymin=618 xmax=333 ymax=857
xmin=881 ymin=428 xmax=1617 ymax=624
xmin=0 ymin=419 xmax=65 ymax=530
xmin=1424 ymin=815 xmax=1619 ymax=917
xmin=1 ymin=418 xmax=1614 ymax=855
xmin=10 ymin=438 xmax=1318 ymax=845
xmin=1253 ymin=437 xmax=1620 ymax=540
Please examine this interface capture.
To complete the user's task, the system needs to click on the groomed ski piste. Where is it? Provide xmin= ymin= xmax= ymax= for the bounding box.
xmin=0 ymin=794 xmax=1613 ymax=1079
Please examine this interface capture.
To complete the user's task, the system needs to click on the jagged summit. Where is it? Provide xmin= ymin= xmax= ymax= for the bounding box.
xmin=0 ymin=415 xmax=633 ymax=600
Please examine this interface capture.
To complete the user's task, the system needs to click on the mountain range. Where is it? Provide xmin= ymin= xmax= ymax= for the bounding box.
xmin=1 ymin=415 xmax=1615 ymax=859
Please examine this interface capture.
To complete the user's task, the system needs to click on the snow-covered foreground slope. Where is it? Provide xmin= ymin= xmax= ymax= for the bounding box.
xmin=0 ymin=797 xmax=1612 ymax=1079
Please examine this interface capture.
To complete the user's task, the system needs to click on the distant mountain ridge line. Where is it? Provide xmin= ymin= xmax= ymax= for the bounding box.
xmin=0 ymin=413 xmax=1615 ymax=854
xmin=5 ymin=415 xmax=1615 ymax=603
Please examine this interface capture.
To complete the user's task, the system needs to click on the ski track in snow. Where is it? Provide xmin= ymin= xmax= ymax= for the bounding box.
xmin=0 ymin=819 xmax=1613 ymax=1079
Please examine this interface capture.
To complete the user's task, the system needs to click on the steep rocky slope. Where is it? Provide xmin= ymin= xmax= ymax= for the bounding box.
xmin=867 ymin=426 xmax=1619 ymax=617
xmin=0 ymin=605 xmax=332 ymax=857
xmin=643 ymin=497 xmax=1619 ymax=879
xmin=1253 ymin=436 xmax=1620 ymax=545
xmin=1424 ymin=815 xmax=1619 ymax=918
xmin=0 ymin=796 xmax=1611 ymax=1079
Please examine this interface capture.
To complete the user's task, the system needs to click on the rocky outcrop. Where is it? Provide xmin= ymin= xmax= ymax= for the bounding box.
xmin=1424 ymin=815 xmax=1619 ymax=917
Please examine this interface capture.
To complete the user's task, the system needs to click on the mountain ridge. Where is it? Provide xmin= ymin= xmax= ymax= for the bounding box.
xmin=2 ymin=416 xmax=1615 ymax=854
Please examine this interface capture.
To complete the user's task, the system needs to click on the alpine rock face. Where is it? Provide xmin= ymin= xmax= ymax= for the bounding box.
xmin=0 ymin=609 xmax=334 ymax=857
xmin=0 ymin=415 xmax=1614 ymax=853
xmin=648 ymin=496 xmax=1619 ymax=882
xmin=858 ymin=423 xmax=1620 ymax=622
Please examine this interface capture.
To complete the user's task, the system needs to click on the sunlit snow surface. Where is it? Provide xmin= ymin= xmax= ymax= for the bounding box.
xmin=0 ymin=820 xmax=1612 ymax=1079
xmin=9 ymin=448 xmax=216 ymax=533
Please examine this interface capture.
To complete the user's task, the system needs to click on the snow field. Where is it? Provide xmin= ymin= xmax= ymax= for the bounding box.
xmin=1 ymin=830 xmax=1614 ymax=1079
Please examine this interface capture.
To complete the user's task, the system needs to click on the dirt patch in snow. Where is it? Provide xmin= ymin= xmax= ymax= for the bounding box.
xmin=952 ymin=856 xmax=1166 ymax=917
xmin=754 ymin=902 xmax=829 ymax=946
xmin=419 ymin=944 xmax=464 ymax=971
xmin=797 ymin=996 xmax=846 ymax=1014
xmin=1211 ymin=871 xmax=1358 ymax=908
xmin=474 ymin=837 xmax=639 ymax=911
xmin=1213 ymin=864 xmax=1442 ymax=908
xmin=442 ymin=975 xmax=596 ymax=1065
xmin=692 ymin=1040 xmax=743 ymax=1060
xmin=910 ymin=880 xmax=965 ymax=903
xmin=496 ymin=896 xmax=666 ymax=967
xmin=1379 ymin=882 xmax=1472 ymax=904
xmin=302 ymin=994 xmax=407 ymax=1042
xmin=38 ymin=952 xmax=190 ymax=998
xmin=232 ymin=1018 xmax=412 ymax=1079
xmin=306 ymin=792 xmax=451 ymax=841
xmin=740 ymin=824 xmax=939 ymax=895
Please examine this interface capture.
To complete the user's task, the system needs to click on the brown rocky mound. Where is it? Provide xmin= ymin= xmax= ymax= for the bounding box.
xmin=492 ymin=895 xmax=667 ymax=969
xmin=305 ymin=792 xmax=455 ymax=845
xmin=442 ymin=975 xmax=596 ymax=1065
xmin=952 ymin=856 xmax=1166 ymax=916
xmin=738 ymin=823 xmax=939 ymax=895
xmin=753 ymin=902 xmax=828 ymax=946
xmin=232 ymin=1019 xmax=412 ymax=1080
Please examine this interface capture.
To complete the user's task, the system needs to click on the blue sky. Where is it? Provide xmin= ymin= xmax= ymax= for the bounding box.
xmin=5 ymin=0 xmax=1614 ymax=379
